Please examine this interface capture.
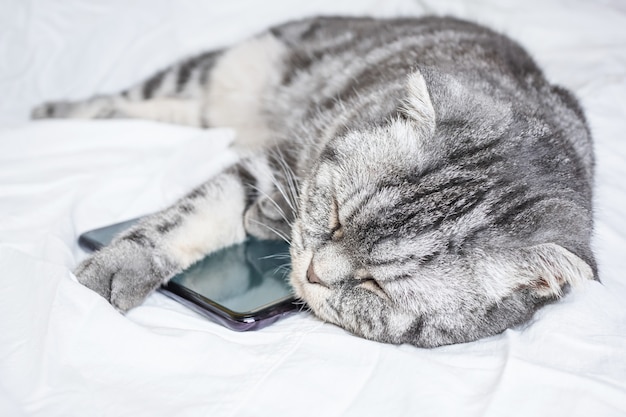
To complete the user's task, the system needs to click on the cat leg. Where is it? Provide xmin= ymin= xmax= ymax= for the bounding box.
xmin=32 ymin=96 xmax=207 ymax=127
xmin=32 ymin=50 xmax=223 ymax=127
xmin=75 ymin=168 xmax=246 ymax=312
xmin=32 ymin=32 xmax=289 ymax=146
xmin=74 ymin=150 xmax=295 ymax=312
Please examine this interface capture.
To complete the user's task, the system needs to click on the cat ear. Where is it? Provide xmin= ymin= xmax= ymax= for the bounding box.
xmin=402 ymin=71 xmax=436 ymax=136
xmin=514 ymin=243 xmax=594 ymax=298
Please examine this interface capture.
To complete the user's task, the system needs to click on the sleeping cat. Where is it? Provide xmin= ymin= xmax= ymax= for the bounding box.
xmin=33 ymin=16 xmax=597 ymax=347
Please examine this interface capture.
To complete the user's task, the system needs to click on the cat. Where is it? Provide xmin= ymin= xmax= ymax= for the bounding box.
xmin=33 ymin=16 xmax=597 ymax=348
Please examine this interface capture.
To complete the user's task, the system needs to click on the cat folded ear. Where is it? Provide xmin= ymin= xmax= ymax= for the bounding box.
xmin=512 ymin=243 xmax=594 ymax=298
xmin=407 ymin=67 xmax=515 ymax=140
xmin=401 ymin=71 xmax=436 ymax=136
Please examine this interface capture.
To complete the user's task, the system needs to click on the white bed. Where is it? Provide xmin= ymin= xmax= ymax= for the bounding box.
xmin=1 ymin=1 xmax=625 ymax=416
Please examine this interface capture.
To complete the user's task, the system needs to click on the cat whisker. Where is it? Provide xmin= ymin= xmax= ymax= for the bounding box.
xmin=247 ymin=218 xmax=291 ymax=244
xmin=267 ymin=262 xmax=292 ymax=277
xmin=268 ymin=148 xmax=300 ymax=214
xmin=249 ymin=183 xmax=293 ymax=227
xmin=259 ymin=253 xmax=292 ymax=260
xmin=269 ymin=171 xmax=296 ymax=216
xmin=293 ymin=299 xmax=311 ymax=314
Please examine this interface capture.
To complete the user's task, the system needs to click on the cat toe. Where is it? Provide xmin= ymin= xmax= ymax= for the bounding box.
xmin=74 ymin=255 xmax=114 ymax=303
xmin=109 ymin=268 xmax=162 ymax=313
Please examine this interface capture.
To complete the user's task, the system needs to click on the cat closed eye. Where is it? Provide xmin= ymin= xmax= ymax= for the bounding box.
xmin=331 ymin=224 xmax=344 ymax=240
xmin=359 ymin=277 xmax=389 ymax=299
xmin=329 ymin=197 xmax=343 ymax=240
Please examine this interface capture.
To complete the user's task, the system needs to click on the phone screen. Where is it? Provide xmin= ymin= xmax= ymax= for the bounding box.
xmin=78 ymin=217 xmax=297 ymax=330
xmin=169 ymin=238 xmax=292 ymax=313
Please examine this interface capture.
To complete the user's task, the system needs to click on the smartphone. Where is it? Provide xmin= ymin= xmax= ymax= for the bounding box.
xmin=78 ymin=218 xmax=298 ymax=331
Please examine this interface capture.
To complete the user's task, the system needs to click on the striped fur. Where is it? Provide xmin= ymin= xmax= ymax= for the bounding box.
xmin=38 ymin=16 xmax=596 ymax=347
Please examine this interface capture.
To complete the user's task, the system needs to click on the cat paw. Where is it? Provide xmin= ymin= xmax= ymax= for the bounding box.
xmin=75 ymin=240 xmax=176 ymax=312
xmin=31 ymin=100 xmax=75 ymax=119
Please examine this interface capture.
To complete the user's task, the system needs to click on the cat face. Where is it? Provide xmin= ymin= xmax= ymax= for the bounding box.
xmin=289 ymin=119 xmax=476 ymax=345
xmin=286 ymin=71 xmax=595 ymax=347
xmin=289 ymin=112 xmax=594 ymax=347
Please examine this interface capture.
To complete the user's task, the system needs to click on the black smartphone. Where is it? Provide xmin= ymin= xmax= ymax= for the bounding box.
xmin=78 ymin=218 xmax=298 ymax=331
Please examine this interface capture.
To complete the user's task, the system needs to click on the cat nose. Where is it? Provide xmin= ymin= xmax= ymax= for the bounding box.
xmin=306 ymin=262 xmax=327 ymax=287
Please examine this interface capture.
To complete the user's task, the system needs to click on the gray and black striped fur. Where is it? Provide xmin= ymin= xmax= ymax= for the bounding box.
xmin=34 ymin=16 xmax=597 ymax=347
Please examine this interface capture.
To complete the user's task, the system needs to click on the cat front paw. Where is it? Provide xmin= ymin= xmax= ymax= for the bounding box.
xmin=75 ymin=240 xmax=177 ymax=312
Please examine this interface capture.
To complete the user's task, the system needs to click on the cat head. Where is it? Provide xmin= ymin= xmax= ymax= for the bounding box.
xmin=288 ymin=71 xmax=595 ymax=347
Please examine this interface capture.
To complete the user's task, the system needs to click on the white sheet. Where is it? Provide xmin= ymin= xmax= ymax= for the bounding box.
xmin=1 ymin=1 xmax=625 ymax=416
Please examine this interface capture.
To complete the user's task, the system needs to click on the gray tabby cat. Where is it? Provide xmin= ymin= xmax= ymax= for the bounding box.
xmin=33 ymin=16 xmax=597 ymax=347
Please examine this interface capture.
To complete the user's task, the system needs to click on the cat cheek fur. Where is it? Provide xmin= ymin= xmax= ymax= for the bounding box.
xmin=318 ymin=286 xmax=417 ymax=344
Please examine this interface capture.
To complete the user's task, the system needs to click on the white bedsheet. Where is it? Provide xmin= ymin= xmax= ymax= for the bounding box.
xmin=1 ymin=1 xmax=625 ymax=416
